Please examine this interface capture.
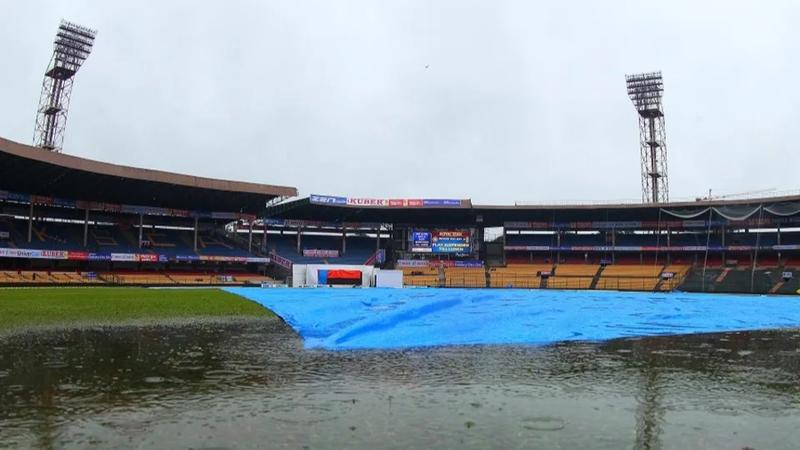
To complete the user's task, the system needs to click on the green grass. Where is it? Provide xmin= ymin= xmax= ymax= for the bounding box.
xmin=0 ymin=287 xmax=273 ymax=333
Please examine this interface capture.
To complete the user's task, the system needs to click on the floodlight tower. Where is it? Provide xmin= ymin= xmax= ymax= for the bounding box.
xmin=33 ymin=20 xmax=97 ymax=153
xmin=626 ymin=71 xmax=669 ymax=203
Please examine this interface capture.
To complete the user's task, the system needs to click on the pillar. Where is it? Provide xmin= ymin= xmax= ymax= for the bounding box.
xmin=556 ymin=231 xmax=562 ymax=264
xmin=502 ymin=227 xmax=507 ymax=266
xmin=611 ymin=227 xmax=616 ymax=264
xmin=27 ymin=202 xmax=33 ymax=243
xmin=666 ymin=227 xmax=671 ymax=265
xmin=341 ymin=228 xmax=347 ymax=255
xmin=138 ymin=213 xmax=144 ymax=249
xmin=262 ymin=220 xmax=268 ymax=253
xmin=248 ymin=221 xmax=253 ymax=253
xmin=296 ymin=227 xmax=302 ymax=254
xmin=83 ymin=208 xmax=89 ymax=247
xmin=193 ymin=216 xmax=199 ymax=252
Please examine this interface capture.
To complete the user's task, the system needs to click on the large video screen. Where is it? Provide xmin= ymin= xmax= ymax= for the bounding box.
xmin=410 ymin=230 xmax=471 ymax=254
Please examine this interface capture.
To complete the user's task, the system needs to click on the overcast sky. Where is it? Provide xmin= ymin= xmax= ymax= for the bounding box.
xmin=2 ymin=1 xmax=799 ymax=204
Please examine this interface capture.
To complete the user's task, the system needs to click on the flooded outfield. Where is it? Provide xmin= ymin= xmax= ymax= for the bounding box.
xmin=1 ymin=318 xmax=799 ymax=449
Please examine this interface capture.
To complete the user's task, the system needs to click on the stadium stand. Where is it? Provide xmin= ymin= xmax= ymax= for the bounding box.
xmin=5 ymin=133 xmax=800 ymax=294
xmin=444 ymin=267 xmax=486 ymax=288
xmin=489 ymin=264 xmax=552 ymax=288
xmin=0 ymin=269 xmax=274 ymax=286
xmin=0 ymin=136 xmax=300 ymax=286
xmin=268 ymin=234 xmax=378 ymax=265
xmin=402 ymin=266 xmax=440 ymax=287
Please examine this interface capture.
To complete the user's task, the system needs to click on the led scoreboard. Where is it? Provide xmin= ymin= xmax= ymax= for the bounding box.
xmin=410 ymin=230 xmax=472 ymax=254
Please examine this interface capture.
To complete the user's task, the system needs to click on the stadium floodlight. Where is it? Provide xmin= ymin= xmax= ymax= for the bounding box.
xmin=33 ymin=20 xmax=97 ymax=153
xmin=626 ymin=71 xmax=669 ymax=204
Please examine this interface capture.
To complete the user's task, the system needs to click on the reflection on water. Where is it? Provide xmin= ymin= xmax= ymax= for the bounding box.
xmin=1 ymin=319 xmax=799 ymax=449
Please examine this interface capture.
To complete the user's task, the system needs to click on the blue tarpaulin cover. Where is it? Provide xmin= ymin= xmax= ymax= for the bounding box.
xmin=225 ymin=288 xmax=800 ymax=350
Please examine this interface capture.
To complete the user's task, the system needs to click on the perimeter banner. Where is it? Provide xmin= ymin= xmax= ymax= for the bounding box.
xmin=396 ymin=259 xmax=483 ymax=268
xmin=303 ymin=249 xmax=340 ymax=258
xmin=0 ymin=248 xmax=268 ymax=263
xmin=310 ymin=194 xmax=468 ymax=208
xmin=0 ymin=248 xmax=68 ymax=260
xmin=270 ymin=252 xmax=293 ymax=269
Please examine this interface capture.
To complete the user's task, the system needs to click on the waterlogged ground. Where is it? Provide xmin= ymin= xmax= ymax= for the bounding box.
xmin=1 ymin=320 xmax=799 ymax=450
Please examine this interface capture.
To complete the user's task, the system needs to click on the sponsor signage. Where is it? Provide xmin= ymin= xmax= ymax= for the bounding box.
xmin=111 ymin=253 xmax=137 ymax=262
xmin=451 ymin=260 xmax=483 ymax=268
xmin=245 ymin=257 xmax=271 ymax=264
xmin=396 ymin=259 xmax=483 ymax=268
xmin=423 ymin=199 xmax=462 ymax=207
xmin=302 ymin=249 xmax=340 ymax=258
xmin=260 ymin=218 xmax=385 ymax=230
xmin=396 ymin=259 xmax=431 ymax=268
xmin=309 ymin=194 xmax=347 ymax=205
xmin=269 ymin=252 xmax=293 ymax=270
xmin=347 ymin=197 xmax=388 ymax=207
xmin=505 ymin=245 xmax=550 ymax=251
xmin=67 ymin=251 xmax=90 ymax=261
xmin=0 ymin=248 xmax=263 ymax=263
xmin=0 ymin=248 xmax=66 ymax=260
xmin=309 ymin=194 xmax=467 ymax=208
xmin=0 ymin=231 xmax=10 ymax=239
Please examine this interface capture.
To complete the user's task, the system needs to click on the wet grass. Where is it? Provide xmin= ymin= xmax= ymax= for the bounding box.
xmin=0 ymin=287 xmax=273 ymax=334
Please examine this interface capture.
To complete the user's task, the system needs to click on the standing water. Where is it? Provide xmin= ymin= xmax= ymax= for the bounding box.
xmin=1 ymin=317 xmax=799 ymax=449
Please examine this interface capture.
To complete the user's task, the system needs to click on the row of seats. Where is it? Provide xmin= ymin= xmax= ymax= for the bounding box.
xmin=0 ymin=271 xmax=104 ymax=284
xmin=489 ymin=264 xmax=551 ymax=288
xmin=402 ymin=266 xmax=488 ymax=288
xmin=0 ymin=270 xmax=274 ymax=286
xmin=443 ymin=267 xmax=485 ymax=288
xmin=402 ymin=263 xmax=688 ymax=292
xmin=270 ymin=235 xmax=378 ymax=265
xmin=486 ymin=263 xmax=691 ymax=292
xmin=402 ymin=266 xmax=441 ymax=287
xmin=0 ymin=219 xmax=251 ymax=257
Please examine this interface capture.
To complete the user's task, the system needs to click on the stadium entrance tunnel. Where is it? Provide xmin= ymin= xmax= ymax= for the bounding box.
xmin=225 ymin=288 xmax=800 ymax=350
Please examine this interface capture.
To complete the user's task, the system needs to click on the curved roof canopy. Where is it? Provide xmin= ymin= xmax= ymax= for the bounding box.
xmin=0 ymin=136 xmax=297 ymax=213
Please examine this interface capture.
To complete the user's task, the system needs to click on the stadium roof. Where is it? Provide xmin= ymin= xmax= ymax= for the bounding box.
xmin=265 ymin=194 xmax=800 ymax=227
xmin=0 ymin=136 xmax=297 ymax=213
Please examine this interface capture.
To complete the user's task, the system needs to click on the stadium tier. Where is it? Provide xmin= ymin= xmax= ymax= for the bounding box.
xmin=0 ymin=136 xmax=298 ymax=284
xmin=257 ymin=194 xmax=800 ymax=293
xmin=266 ymin=233 xmax=381 ymax=265
xmin=4 ymin=135 xmax=800 ymax=293
xmin=0 ymin=217 xmax=251 ymax=258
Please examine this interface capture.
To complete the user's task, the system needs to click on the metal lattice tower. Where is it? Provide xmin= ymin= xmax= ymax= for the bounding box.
xmin=33 ymin=20 xmax=97 ymax=153
xmin=626 ymin=71 xmax=669 ymax=203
